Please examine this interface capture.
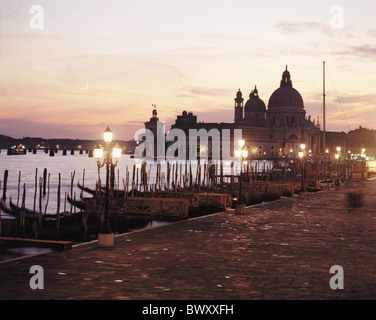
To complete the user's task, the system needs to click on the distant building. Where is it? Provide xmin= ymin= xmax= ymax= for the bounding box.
xmin=347 ymin=126 xmax=376 ymax=157
xmin=138 ymin=67 xmax=375 ymax=161
xmin=168 ymin=66 xmax=318 ymax=160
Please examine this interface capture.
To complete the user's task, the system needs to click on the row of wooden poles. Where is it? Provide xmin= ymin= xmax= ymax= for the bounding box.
xmin=0 ymin=159 xmax=364 ymax=218
xmin=98 ymin=162 xmax=214 ymax=198
xmin=101 ymin=160 xmax=268 ymax=197
xmin=0 ymin=159 xmax=366 ymax=237
xmin=0 ymin=160 xmax=266 ymax=218
xmin=98 ymin=160 xmax=304 ymax=197
xmin=0 ymin=168 xmax=86 ymax=237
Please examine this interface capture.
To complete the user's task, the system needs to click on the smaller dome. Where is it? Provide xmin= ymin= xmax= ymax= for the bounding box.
xmin=244 ymin=86 xmax=266 ymax=113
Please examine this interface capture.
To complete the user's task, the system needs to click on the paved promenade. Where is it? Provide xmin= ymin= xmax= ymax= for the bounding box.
xmin=0 ymin=179 xmax=376 ymax=300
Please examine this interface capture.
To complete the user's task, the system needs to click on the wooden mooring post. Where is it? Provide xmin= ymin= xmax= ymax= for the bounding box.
xmin=2 ymin=170 xmax=8 ymax=200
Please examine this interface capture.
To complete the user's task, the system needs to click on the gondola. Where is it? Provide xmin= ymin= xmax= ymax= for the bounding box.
xmin=77 ymin=182 xmax=144 ymax=198
xmin=1 ymin=198 xmax=78 ymax=220
xmin=77 ymin=182 xmax=98 ymax=196
xmin=9 ymin=198 xmax=59 ymax=219
xmin=1 ymin=199 xmax=99 ymax=241
xmin=67 ymin=194 xmax=87 ymax=211
xmin=1 ymin=198 xmax=56 ymax=220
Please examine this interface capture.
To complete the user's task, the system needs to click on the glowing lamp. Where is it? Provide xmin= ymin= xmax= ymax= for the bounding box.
xmin=112 ymin=143 xmax=122 ymax=160
xmin=104 ymin=126 xmax=113 ymax=143
xmin=94 ymin=144 xmax=104 ymax=160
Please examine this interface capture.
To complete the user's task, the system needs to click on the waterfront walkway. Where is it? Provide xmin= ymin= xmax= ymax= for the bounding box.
xmin=1 ymin=179 xmax=376 ymax=300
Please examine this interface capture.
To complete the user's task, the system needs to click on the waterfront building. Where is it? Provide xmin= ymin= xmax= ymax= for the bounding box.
xmin=168 ymin=66 xmax=318 ymax=160
xmin=138 ymin=66 xmax=375 ymax=161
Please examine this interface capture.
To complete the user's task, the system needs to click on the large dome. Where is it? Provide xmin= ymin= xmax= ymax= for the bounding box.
xmin=245 ymin=87 xmax=266 ymax=113
xmin=268 ymin=67 xmax=304 ymax=109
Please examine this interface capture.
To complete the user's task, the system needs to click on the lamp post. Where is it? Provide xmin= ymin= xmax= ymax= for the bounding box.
xmin=347 ymin=150 xmax=351 ymax=179
xmin=94 ymin=126 xmax=121 ymax=247
xmin=235 ymin=139 xmax=248 ymax=214
xmin=288 ymin=148 xmax=293 ymax=176
xmin=361 ymin=148 xmax=366 ymax=161
xmin=336 ymin=146 xmax=341 ymax=186
xmin=335 ymin=154 xmax=340 ymax=186
xmin=298 ymin=143 xmax=306 ymax=196
xmin=325 ymin=148 xmax=330 ymax=179
xmin=360 ymin=148 xmax=366 ymax=179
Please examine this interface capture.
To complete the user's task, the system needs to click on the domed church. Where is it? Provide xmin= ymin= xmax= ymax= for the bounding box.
xmin=233 ymin=66 xmax=318 ymax=159
xmin=167 ymin=66 xmax=319 ymax=160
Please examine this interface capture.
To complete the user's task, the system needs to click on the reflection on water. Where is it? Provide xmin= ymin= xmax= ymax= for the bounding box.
xmin=0 ymin=149 xmax=273 ymax=216
xmin=144 ymin=220 xmax=170 ymax=229
xmin=0 ymin=149 xmax=273 ymax=262
xmin=0 ymin=247 xmax=51 ymax=262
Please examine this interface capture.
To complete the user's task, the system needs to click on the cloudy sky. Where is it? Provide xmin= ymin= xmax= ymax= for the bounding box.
xmin=0 ymin=0 xmax=375 ymax=140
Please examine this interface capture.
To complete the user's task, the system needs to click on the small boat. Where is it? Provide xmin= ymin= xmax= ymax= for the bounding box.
xmin=7 ymin=145 xmax=27 ymax=155
xmin=67 ymin=194 xmax=87 ymax=211
xmin=0 ymin=199 xmax=43 ymax=219
xmin=77 ymin=182 xmax=99 ymax=196
xmin=0 ymin=198 xmax=78 ymax=221
xmin=77 ymin=182 xmax=143 ymax=198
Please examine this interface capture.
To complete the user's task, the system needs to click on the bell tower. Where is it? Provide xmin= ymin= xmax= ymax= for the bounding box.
xmin=234 ymin=89 xmax=244 ymax=123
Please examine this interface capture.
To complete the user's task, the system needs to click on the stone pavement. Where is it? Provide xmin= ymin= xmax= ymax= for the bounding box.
xmin=0 ymin=179 xmax=376 ymax=300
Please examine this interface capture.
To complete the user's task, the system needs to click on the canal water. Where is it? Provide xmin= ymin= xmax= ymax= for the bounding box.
xmin=0 ymin=149 xmax=273 ymax=261
xmin=0 ymin=149 xmax=274 ymax=216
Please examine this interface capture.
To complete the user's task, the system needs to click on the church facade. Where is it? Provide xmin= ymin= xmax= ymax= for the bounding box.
xmin=234 ymin=67 xmax=318 ymax=159
xmin=143 ymin=67 xmax=320 ymax=161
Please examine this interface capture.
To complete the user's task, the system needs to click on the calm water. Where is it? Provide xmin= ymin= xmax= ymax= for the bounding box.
xmin=0 ymin=149 xmax=273 ymax=261
xmin=0 ymin=150 xmax=185 ymax=216
xmin=0 ymin=149 xmax=273 ymax=216
xmin=0 ymin=149 xmax=104 ymax=216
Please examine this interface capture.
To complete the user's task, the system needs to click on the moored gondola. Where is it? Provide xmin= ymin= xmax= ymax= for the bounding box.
xmin=67 ymin=194 xmax=87 ymax=211
xmin=1 ymin=198 xmax=52 ymax=219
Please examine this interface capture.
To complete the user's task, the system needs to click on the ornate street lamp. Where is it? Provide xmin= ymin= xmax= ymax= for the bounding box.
xmin=336 ymin=146 xmax=341 ymax=185
xmin=335 ymin=153 xmax=340 ymax=185
xmin=347 ymin=150 xmax=352 ymax=179
xmin=235 ymin=139 xmax=247 ymax=214
xmin=94 ymin=126 xmax=121 ymax=247
xmin=298 ymin=151 xmax=304 ymax=194
xmin=298 ymin=143 xmax=306 ymax=194
xmin=361 ymin=148 xmax=366 ymax=161
xmin=325 ymin=148 xmax=330 ymax=178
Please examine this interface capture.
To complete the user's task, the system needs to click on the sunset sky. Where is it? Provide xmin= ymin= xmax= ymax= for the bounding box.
xmin=0 ymin=0 xmax=375 ymax=140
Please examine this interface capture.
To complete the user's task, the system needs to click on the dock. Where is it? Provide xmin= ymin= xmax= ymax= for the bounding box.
xmin=0 ymin=178 xmax=376 ymax=299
